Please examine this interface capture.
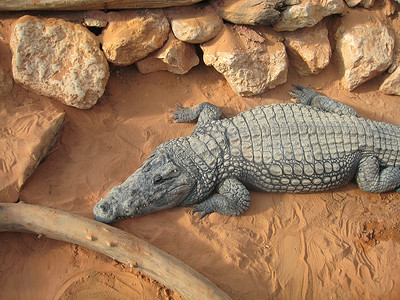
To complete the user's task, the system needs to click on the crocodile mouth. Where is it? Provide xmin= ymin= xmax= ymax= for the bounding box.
xmin=94 ymin=168 xmax=196 ymax=223
xmin=129 ymin=185 xmax=190 ymax=218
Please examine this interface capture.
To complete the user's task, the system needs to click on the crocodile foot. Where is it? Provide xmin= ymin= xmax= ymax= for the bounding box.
xmin=289 ymin=84 xmax=318 ymax=105
xmin=170 ymin=102 xmax=223 ymax=124
xmin=191 ymin=178 xmax=251 ymax=219
xmin=170 ymin=105 xmax=196 ymax=123
xmin=192 ymin=202 xmax=215 ymax=219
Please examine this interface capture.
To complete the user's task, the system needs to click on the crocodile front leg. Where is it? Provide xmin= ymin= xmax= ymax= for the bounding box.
xmin=356 ymin=155 xmax=400 ymax=193
xmin=290 ymin=85 xmax=359 ymax=117
xmin=170 ymin=102 xmax=222 ymax=125
xmin=192 ymin=178 xmax=250 ymax=219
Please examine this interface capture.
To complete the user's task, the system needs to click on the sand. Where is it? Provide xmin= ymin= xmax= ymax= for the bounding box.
xmin=1 ymin=4 xmax=400 ymax=299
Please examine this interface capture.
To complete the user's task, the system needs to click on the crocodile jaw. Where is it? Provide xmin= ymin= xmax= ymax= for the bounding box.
xmin=93 ymin=150 xmax=196 ymax=224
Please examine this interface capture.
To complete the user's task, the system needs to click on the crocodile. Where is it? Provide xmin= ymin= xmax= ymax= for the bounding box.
xmin=93 ymin=85 xmax=400 ymax=223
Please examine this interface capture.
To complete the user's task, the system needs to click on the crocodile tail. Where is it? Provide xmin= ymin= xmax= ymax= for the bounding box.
xmin=290 ymin=84 xmax=319 ymax=105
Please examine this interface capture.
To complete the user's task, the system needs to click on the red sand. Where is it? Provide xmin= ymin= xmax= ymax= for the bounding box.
xmin=1 ymin=4 xmax=400 ymax=299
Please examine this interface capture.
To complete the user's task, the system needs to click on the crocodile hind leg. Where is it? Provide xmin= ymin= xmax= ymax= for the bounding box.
xmin=170 ymin=102 xmax=222 ymax=125
xmin=192 ymin=178 xmax=250 ymax=219
xmin=356 ymin=155 xmax=400 ymax=193
xmin=290 ymin=85 xmax=359 ymax=117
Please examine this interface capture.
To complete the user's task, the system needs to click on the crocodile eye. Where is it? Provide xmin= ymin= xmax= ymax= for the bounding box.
xmin=153 ymin=175 xmax=163 ymax=184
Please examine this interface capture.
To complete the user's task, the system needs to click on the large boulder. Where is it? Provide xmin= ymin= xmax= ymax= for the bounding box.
xmin=344 ymin=0 xmax=375 ymax=8
xmin=11 ymin=15 xmax=109 ymax=109
xmin=284 ymin=21 xmax=331 ymax=76
xmin=380 ymin=66 xmax=400 ymax=96
xmin=274 ymin=0 xmax=345 ymax=31
xmin=210 ymin=0 xmax=284 ymax=25
xmin=166 ymin=4 xmax=223 ymax=44
xmin=201 ymin=24 xmax=288 ymax=96
xmin=136 ymin=33 xmax=200 ymax=74
xmin=335 ymin=14 xmax=394 ymax=90
xmin=101 ymin=10 xmax=170 ymax=66
xmin=0 ymin=100 xmax=65 ymax=203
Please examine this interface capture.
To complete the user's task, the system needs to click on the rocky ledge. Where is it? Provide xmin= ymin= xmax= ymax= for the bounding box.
xmin=3 ymin=0 xmax=400 ymax=109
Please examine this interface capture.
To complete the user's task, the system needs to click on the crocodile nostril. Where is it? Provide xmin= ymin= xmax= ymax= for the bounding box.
xmin=100 ymin=203 xmax=110 ymax=212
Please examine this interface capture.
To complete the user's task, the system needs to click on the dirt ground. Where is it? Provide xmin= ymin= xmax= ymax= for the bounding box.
xmin=1 ymin=4 xmax=400 ymax=299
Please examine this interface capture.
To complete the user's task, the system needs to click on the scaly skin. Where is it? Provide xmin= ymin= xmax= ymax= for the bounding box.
xmin=93 ymin=86 xmax=400 ymax=223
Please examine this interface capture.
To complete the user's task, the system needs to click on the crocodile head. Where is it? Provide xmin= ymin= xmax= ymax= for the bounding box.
xmin=93 ymin=148 xmax=196 ymax=224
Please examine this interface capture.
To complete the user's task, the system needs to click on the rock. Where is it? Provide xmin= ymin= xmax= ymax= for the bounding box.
xmin=101 ymin=10 xmax=170 ymax=66
xmin=166 ymin=4 xmax=223 ymax=44
xmin=201 ymin=24 xmax=288 ymax=96
xmin=387 ymin=50 xmax=400 ymax=74
xmin=344 ymin=0 xmax=361 ymax=5
xmin=380 ymin=66 xmax=400 ymax=96
xmin=0 ymin=100 xmax=65 ymax=202
xmin=0 ymin=66 xmax=13 ymax=96
xmin=136 ymin=33 xmax=199 ymax=74
xmin=335 ymin=15 xmax=394 ymax=90
xmin=360 ymin=0 xmax=375 ymax=8
xmin=210 ymin=0 xmax=284 ymax=25
xmin=344 ymin=0 xmax=375 ymax=8
xmin=274 ymin=0 xmax=345 ymax=31
xmin=11 ymin=15 xmax=109 ymax=109
xmin=284 ymin=21 xmax=331 ymax=76
xmin=83 ymin=10 xmax=108 ymax=28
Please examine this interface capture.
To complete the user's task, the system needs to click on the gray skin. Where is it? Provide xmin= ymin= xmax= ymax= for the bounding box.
xmin=93 ymin=85 xmax=400 ymax=223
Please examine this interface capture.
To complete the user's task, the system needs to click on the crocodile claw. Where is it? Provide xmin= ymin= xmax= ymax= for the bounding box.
xmin=170 ymin=105 xmax=194 ymax=123
xmin=288 ymin=91 xmax=298 ymax=103
xmin=192 ymin=203 xmax=214 ymax=219
xmin=289 ymin=84 xmax=305 ymax=104
xmin=290 ymin=84 xmax=320 ymax=106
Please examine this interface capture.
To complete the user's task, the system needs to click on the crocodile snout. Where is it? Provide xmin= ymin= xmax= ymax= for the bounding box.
xmin=99 ymin=202 xmax=110 ymax=212
xmin=93 ymin=199 xmax=116 ymax=224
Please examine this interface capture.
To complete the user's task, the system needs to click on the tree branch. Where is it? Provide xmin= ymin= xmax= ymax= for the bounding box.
xmin=0 ymin=0 xmax=202 ymax=11
xmin=0 ymin=202 xmax=230 ymax=300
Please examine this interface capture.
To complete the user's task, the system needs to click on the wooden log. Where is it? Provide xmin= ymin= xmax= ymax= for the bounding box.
xmin=0 ymin=202 xmax=231 ymax=300
xmin=0 ymin=0 xmax=203 ymax=11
